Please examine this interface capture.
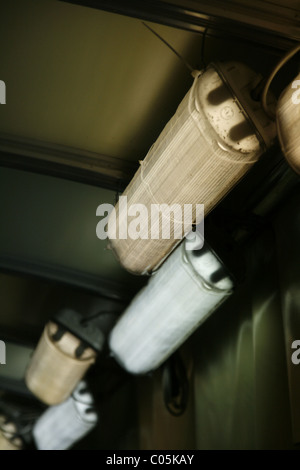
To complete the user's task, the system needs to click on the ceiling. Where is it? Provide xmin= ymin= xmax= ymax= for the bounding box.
xmin=0 ymin=0 xmax=204 ymax=159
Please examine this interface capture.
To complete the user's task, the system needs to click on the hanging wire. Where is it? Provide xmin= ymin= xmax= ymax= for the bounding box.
xmin=261 ymin=43 xmax=300 ymax=120
xmin=142 ymin=22 xmax=195 ymax=73
xmin=80 ymin=310 xmax=121 ymax=325
xmin=200 ymin=27 xmax=208 ymax=69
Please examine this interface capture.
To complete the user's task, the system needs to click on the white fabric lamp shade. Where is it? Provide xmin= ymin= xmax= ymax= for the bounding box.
xmin=33 ymin=381 xmax=98 ymax=450
xmin=109 ymin=233 xmax=234 ymax=375
xmin=108 ymin=61 xmax=276 ymax=275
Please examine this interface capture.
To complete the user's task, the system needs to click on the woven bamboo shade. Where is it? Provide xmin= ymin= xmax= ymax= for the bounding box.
xmin=25 ymin=322 xmax=96 ymax=405
xmin=0 ymin=417 xmax=22 ymax=450
xmin=108 ymin=61 xmax=276 ymax=275
xmin=0 ymin=432 xmax=21 ymax=451
xmin=277 ymin=73 xmax=300 ymax=174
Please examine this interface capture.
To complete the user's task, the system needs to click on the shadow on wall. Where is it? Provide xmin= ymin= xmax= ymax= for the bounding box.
xmin=191 ymin=227 xmax=293 ymax=450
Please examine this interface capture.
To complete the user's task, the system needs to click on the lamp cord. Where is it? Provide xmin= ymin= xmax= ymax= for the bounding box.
xmin=142 ymin=22 xmax=195 ymax=74
xmin=261 ymin=43 xmax=300 ymax=120
xmin=80 ymin=310 xmax=122 ymax=325
xmin=162 ymin=352 xmax=189 ymax=417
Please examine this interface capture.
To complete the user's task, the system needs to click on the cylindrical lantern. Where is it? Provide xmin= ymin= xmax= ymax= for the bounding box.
xmin=276 ymin=72 xmax=300 ymax=174
xmin=0 ymin=417 xmax=22 ymax=450
xmin=0 ymin=432 xmax=21 ymax=451
xmin=109 ymin=233 xmax=234 ymax=374
xmin=33 ymin=381 xmax=98 ymax=450
xmin=25 ymin=322 xmax=96 ymax=405
xmin=108 ymin=61 xmax=276 ymax=275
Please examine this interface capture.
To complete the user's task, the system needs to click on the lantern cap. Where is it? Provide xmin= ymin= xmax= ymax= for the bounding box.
xmin=53 ymin=309 xmax=105 ymax=353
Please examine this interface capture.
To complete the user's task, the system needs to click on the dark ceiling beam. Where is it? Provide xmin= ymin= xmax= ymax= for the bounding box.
xmin=0 ymin=377 xmax=36 ymax=398
xmin=0 ymin=255 xmax=143 ymax=301
xmin=0 ymin=134 xmax=137 ymax=192
xmin=60 ymin=0 xmax=300 ymax=51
